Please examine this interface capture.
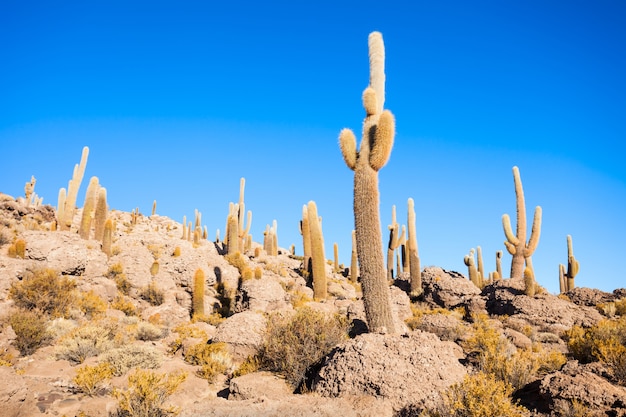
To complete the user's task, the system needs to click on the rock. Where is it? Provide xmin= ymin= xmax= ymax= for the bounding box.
xmin=517 ymin=360 xmax=626 ymax=415
xmin=421 ymin=266 xmax=481 ymax=309
xmin=235 ymin=278 xmax=288 ymax=313
xmin=312 ymin=331 xmax=467 ymax=411
xmin=212 ymin=311 xmax=267 ymax=361
xmin=228 ymin=371 xmax=293 ymax=400
xmin=484 ymin=279 xmax=602 ymax=331
xmin=565 ymin=287 xmax=615 ymax=307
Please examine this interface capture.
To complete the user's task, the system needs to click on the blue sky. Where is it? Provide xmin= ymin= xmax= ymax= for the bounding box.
xmin=1 ymin=1 xmax=625 ymax=293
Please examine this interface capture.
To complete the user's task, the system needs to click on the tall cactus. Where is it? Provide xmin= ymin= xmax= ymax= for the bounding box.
xmin=299 ymin=204 xmax=312 ymax=273
xmin=93 ymin=187 xmax=108 ymax=242
xmin=386 ymin=205 xmax=405 ymax=281
xmin=60 ymin=146 xmax=89 ymax=231
xmin=237 ymin=178 xmax=252 ymax=250
xmin=79 ymin=176 xmax=99 ymax=239
xmin=559 ymin=234 xmax=579 ymax=293
xmin=502 ymin=166 xmax=542 ymax=279
xmin=339 ymin=31 xmax=396 ymax=334
xmin=407 ymin=198 xmax=422 ymax=296
xmin=307 ymin=201 xmax=327 ymax=300
xmin=495 ymin=250 xmax=503 ymax=280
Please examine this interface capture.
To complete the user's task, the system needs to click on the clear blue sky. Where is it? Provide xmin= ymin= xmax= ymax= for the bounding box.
xmin=1 ymin=1 xmax=625 ymax=293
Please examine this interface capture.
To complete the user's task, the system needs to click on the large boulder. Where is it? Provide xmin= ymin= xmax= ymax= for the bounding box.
xmin=212 ymin=311 xmax=267 ymax=361
xmin=312 ymin=330 xmax=467 ymax=411
xmin=484 ymin=279 xmax=602 ymax=332
xmin=421 ymin=266 xmax=482 ymax=309
xmin=517 ymin=360 xmax=626 ymax=415
xmin=234 ymin=278 xmax=288 ymax=313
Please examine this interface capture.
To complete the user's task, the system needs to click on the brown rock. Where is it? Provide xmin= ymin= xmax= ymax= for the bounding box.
xmin=312 ymin=331 xmax=467 ymax=411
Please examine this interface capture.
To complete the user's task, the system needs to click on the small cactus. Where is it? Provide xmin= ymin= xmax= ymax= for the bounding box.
xmin=192 ymin=269 xmax=205 ymax=318
xmin=299 ymin=205 xmax=312 ymax=274
xmin=93 ymin=187 xmax=108 ymax=242
xmin=559 ymin=234 xmax=579 ymax=293
xmin=407 ymin=198 xmax=422 ymax=297
xmin=102 ymin=219 xmax=113 ymax=258
xmin=524 ymin=266 xmax=536 ymax=297
xmin=350 ymin=230 xmax=358 ymax=283
xmin=386 ymin=205 xmax=405 ymax=281
xmin=307 ymin=201 xmax=327 ymax=300
xmin=464 ymin=248 xmax=483 ymax=289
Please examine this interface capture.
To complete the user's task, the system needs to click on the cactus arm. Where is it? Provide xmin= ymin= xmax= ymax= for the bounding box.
xmin=502 ymin=214 xmax=519 ymax=247
xmin=524 ymin=206 xmax=542 ymax=257
xmin=339 ymin=128 xmax=357 ymax=171
xmin=368 ymin=31 xmax=385 ymax=112
xmin=512 ymin=166 xmax=527 ymax=243
xmin=369 ymin=110 xmax=395 ymax=171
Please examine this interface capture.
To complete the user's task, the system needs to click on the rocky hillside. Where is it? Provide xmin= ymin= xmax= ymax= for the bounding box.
xmin=1 ymin=193 xmax=625 ymax=417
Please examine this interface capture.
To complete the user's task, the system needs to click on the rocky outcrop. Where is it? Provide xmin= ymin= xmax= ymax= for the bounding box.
xmin=312 ymin=331 xmax=467 ymax=411
xmin=212 ymin=311 xmax=267 ymax=360
xmin=421 ymin=266 xmax=482 ymax=309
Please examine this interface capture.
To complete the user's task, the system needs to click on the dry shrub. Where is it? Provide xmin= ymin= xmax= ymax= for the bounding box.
xmin=615 ymin=299 xmax=626 ymax=316
xmin=9 ymin=267 xmax=76 ymax=318
xmin=435 ymin=371 xmax=526 ymax=417
xmin=55 ymin=324 xmax=115 ymax=364
xmin=77 ymin=290 xmax=108 ymax=319
xmin=232 ymin=355 xmax=260 ymax=378
xmin=73 ymin=362 xmax=113 ymax=396
xmin=184 ymin=341 xmax=232 ymax=383
xmin=112 ymin=369 xmax=187 ymax=417
xmin=139 ymin=282 xmax=164 ymax=306
xmin=567 ymin=316 xmax=626 ymax=364
xmin=259 ymin=306 xmax=349 ymax=388
xmin=191 ymin=312 xmax=225 ymax=326
xmin=464 ymin=314 xmax=565 ymax=390
xmin=135 ymin=321 xmax=164 ymax=341
xmin=225 ymin=251 xmax=247 ymax=274
xmin=9 ymin=308 xmax=50 ymax=355
xmin=168 ymin=323 xmax=209 ymax=354
xmin=7 ymin=238 xmax=26 ymax=258
xmin=289 ymin=290 xmax=312 ymax=309
xmin=111 ymin=294 xmax=137 ymax=316
xmin=405 ymin=303 xmax=465 ymax=341
xmin=100 ymin=344 xmax=162 ymax=376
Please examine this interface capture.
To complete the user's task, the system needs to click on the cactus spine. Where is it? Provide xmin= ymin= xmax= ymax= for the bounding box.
xmin=339 ymin=32 xmax=396 ymax=334
xmin=407 ymin=198 xmax=422 ymax=296
xmin=559 ymin=235 xmax=579 ymax=293
xmin=192 ymin=268 xmax=205 ymax=318
xmin=61 ymin=146 xmax=89 ymax=231
xmin=386 ymin=205 xmax=405 ymax=281
xmin=502 ymin=166 xmax=542 ymax=279
xmin=307 ymin=201 xmax=327 ymax=300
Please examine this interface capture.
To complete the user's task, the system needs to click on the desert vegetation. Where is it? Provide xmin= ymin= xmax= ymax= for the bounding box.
xmin=0 ymin=31 xmax=625 ymax=417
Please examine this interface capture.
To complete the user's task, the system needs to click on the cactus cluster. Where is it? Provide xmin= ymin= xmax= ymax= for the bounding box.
xmin=58 ymin=146 xmax=89 ymax=231
xmin=339 ymin=31 xmax=396 ymax=334
xmin=225 ymin=178 xmax=252 ymax=255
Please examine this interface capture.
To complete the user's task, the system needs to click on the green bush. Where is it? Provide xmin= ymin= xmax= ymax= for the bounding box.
xmin=9 ymin=308 xmax=50 ymax=355
xmin=259 ymin=306 xmax=349 ymax=388
xmin=112 ymin=369 xmax=187 ymax=417
xmin=9 ymin=268 xmax=76 ymax=318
